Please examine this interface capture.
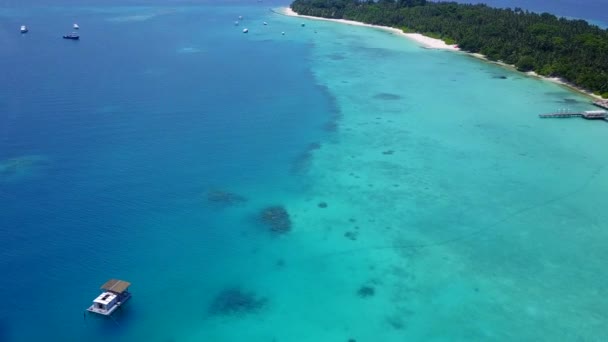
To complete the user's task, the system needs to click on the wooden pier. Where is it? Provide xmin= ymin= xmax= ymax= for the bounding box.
xmin=593 ymin=100 xmax=608 ymax=110
xmin=539 ymin=110 xmax=608 ymax=121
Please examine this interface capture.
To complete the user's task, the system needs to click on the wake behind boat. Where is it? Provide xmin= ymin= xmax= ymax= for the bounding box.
xmin=63 ymin=32 xmax=79 ymax=40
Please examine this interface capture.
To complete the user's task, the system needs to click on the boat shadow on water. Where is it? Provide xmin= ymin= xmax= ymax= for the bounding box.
xmin=85 ymin=304 xmax=136 ymax=336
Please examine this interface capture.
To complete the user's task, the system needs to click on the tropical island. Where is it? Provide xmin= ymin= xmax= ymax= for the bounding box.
xmin=290 ymin=0 xmax=608 ymax=98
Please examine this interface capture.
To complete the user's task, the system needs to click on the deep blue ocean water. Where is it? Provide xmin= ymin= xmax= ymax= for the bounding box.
xmin=1 ymin=2 xmax=332 ymax=340
xmin=1 ymin=0 xmax=608 ymax=341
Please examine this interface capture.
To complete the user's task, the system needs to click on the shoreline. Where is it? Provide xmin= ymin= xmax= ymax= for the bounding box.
xmin=280 ymin=7 xmax=459 ymax=51
xmin=467 ymin=53 xmax=604 ymax=101
xmin=280 ymin=7 xmax=603 ymax=101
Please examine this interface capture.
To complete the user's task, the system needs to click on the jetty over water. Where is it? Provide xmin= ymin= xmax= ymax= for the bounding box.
xmin=593 ymin=100 xmax=608 ymax=110
xmin=86 ymin=279 xmax=132 ymax=316
xmin=539 ymin=110 xmax=608 ymax=121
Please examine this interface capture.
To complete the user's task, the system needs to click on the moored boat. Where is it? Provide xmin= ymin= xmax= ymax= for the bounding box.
xmin=63 ymin=32 xmax=79 ymax=40
xmin=20 ymin=25 xmax=28 ymax=33
xmin=73 ymin=23 xmax=79 ymax=29
xmin=87 ymin=279 xmax=132 ymax=316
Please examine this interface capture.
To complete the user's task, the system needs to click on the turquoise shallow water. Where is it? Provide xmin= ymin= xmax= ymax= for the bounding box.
xmin=2 ymin=1 xmax=608 ymax=341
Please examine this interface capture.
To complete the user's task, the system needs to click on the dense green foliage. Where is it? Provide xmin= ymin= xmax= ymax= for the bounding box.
xmin=291 ymin=0 xmax=608 ymax=97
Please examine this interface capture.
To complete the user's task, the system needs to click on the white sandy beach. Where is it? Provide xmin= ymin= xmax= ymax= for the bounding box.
xmin=281 ymin=7 xmax=459 ymax=51
xmin=281 ymin=7 xmax=603 ymax=100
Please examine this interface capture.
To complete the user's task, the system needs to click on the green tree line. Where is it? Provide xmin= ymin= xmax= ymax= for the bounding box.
xmin=291 ymin=0 xmax=608 ymax=97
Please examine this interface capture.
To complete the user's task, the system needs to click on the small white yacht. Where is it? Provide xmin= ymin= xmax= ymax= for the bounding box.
xmin=73 ymin=23 xmax=79 ymax=29
xmin=243 ymin=28 xmax=249 ymax=33
xmin=20 ymin=25 xmax=28 ymax=33
xmin=238 ymin=15 xmax=243 ymax=20
xmin=263 ymin=22 xmax=267 ymax=26
xmin=234 ymin=21 xmax=239 ymax=26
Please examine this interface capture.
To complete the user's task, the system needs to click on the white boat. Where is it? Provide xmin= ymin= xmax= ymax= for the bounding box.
xmin=73 ymin=23 xmax=79 ymax=29
xmin=87 ymin=279 xmax=132 ymax=316
xmin=20 ymin=25 xmax=28 ymax=33
xmin=263 ymin=22 xmax=267 ymax=26
xmin=238 ymin=15 xmax=243 ymax=20
xmin=234 ymin=21 xmax=239 ymax=26
xmin=243 ymin=28 xmax=249 ymax=33
xmin=281 ymin=32 xmax=285 ymax=35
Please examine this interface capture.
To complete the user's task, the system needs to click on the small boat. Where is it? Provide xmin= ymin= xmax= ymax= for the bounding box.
xmin=263 ymin=22 xmax=267 ymax=26
xmin=87 ymin=279 xmax=132 ymax=316
xmin=281 ymin=31 xmax=285 ymax=35
xmin=234 ymin=21 xmax=239 ymax=26
xmin=73 ymin=23 xmax=79 ymax=29
xmin=243 ymin=28 xmax=249 ymax=33
xmin=20 ymin=25 xmax=28 ymax=33
xmin=63 ymin=32 xmax=79 ymax=40
xmin=238 ymin=15 xmax=243 ymax=20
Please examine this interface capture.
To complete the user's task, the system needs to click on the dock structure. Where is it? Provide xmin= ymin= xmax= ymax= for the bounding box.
xmin=86 ymin=279 xmax=132 ymax=316
xmin=539 ymin=110 xmax=607 ymax=121
xmin=593 ymin=100 xmax=608 ymax=110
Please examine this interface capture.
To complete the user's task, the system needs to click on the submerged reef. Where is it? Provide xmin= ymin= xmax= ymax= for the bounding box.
xmin=373 ymin=93 xmax=402 ymax=100
xmin=0 ymin=155 xmax=48 ymax=182
xmin=206 ymin=189 xmax=247 ymax=206
xmin=357 ymin=285 xmax=375 ymax=298
xmin=291 ymin=142 xmax=321 ymax=174
xmin=344 ymin=231 xmax=358 ymax=241
xmin=259 ymin=206 xmax=292 ymax=234
xmin=208 ymin=287 xmax=267 ymax=316
xmin=328 ymin=53 xmax=346 ymax=60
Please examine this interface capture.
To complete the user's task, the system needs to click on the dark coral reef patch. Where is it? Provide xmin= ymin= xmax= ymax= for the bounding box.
xmin=357 ymin=285 xmax=375 ymax=298
xmin=208 ymin=287 xmax=267 ymax=316
xmin=291 ymin=142 xmax=322 ymax=174
xmin=373 ymin=93 xmax=402 ymax=100
xmin=206 ymin=190 xmax=248 ymax=206
xmin=259 ymin=206 xmax=292 ymax=234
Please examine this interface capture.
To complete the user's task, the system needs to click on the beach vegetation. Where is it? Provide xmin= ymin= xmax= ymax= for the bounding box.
xmin=516 ymin=56 xmax=536 ymax=72
xmin=291 ymin=0 xmax=608 ymax=96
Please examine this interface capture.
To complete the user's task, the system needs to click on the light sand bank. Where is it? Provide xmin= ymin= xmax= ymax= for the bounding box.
xmin=281 ymin=7 xmax=459 ymax=51
xmin=281 ymin=7 xmax=603 ymax=100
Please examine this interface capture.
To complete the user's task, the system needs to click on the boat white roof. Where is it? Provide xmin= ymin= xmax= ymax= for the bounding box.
xmin=93 ymin=292 xmax=117 ymax=305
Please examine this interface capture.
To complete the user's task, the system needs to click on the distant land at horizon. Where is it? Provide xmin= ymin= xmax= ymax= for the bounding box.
xmin=446 ymin=0 xmax=607 ymax=26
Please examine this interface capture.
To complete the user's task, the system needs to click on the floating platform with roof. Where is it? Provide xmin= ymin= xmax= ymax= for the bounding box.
xmin=86 ymin=279 xmax=132 ymax=316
